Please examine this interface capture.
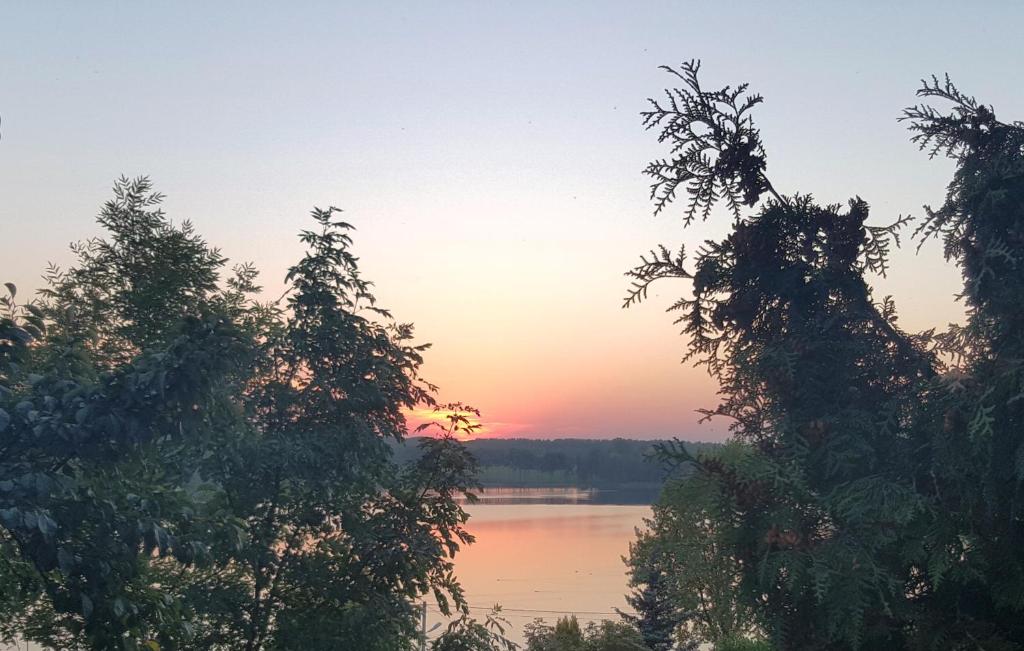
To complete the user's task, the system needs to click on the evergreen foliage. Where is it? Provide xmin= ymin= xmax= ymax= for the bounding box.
xmin=641 ymin=60 xmax=781 ymax=224
xmin=900 ymin=75 xmax=1024 ymax=647
xmin=619 ymin=550 xmax=681 ymax=651
xmin=626 ymin=63 xmax=1024 ymax=649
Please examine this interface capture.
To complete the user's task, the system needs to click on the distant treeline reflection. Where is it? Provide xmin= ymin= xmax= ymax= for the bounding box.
xmin=392 ymin=437 xmax=714 ymax=491
xmin=459 ymin=486 xmax=660 ymax=505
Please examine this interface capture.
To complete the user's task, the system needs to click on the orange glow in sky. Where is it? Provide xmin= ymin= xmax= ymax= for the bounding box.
xmin=4 ymin=3 xmax=1014 ymax=441
xmin=404 ymin=407 xmax=488 ymax=440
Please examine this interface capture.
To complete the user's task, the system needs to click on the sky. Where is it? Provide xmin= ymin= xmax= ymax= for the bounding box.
xmin=2 ymin=1 xmax=1023 ymax=440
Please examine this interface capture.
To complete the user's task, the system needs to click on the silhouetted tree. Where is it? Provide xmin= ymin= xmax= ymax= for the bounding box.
xmin=1 ymin=178 xmax=252 ymax=649
xmin=0 ymin=179 xmax=486 ymax=650
xmin=620 ymin=550 xmax=683 ymax=651
xmin=624 ymin=62 xmax=1024 ymax=649
xmin=897 ymin=74 xmax=1024 ymax=648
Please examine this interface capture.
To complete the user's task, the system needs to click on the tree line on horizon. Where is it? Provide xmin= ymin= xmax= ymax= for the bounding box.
xmin=392 ymin=437 xmax=713 ymax=490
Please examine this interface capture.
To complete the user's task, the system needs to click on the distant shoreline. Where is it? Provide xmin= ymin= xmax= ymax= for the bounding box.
xmin=391 ymin=436 xmax=714 ymax=492
xmin=459 ymin=485 xmax=660 ymax=506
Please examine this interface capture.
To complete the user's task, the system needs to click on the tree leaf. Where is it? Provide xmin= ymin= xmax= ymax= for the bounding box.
xmin=38 ymin=513 xmax=58 ymax=538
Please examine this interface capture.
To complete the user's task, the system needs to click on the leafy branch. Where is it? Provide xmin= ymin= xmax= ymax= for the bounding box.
xmin=902 ymin=74 xmax=1002 ymax=160
xmin=623 ymin=244 xmax=691 ymax=308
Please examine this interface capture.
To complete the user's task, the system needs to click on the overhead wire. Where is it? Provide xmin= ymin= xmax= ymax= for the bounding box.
xmin=424 ymin=603 xmax=634 ymax=617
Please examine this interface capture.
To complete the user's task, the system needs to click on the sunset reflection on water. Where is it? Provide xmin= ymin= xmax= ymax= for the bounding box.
xmin=429 ymin=489 xmax=651 ymax=644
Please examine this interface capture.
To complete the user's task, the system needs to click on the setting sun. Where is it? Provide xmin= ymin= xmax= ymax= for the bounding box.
xmin=404 ymin=406 xmax=487 ymax=439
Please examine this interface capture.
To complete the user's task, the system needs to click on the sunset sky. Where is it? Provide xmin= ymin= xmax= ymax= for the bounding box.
xmin=3 ymin=2 xmax=1023 ymax=440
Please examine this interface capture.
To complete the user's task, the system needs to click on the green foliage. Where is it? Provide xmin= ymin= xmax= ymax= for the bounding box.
xmin=641 ymin=60 xmax=780 ymax=224
xmin=430 ymin=606 xmax=518 ymax=651
xmin=0 ymin=179 xmax=485 ymax=649
xmin=581 ymin=621 xmax=649 ymax=651
xmin=524 ymin=616 xmax=646 ymax=651
xmin=713 ymin=634 xmax=774 ymax=651
xmin=627 ymin=62 xmax=1024 ymax=649
xmin=2 ymin=177 xmax=251 ymax=649
xmin=624 ymin=445 xmax=762 ymax=649
xmin=162 ymin=208 xmax=480 ymax=650
xmin=619 ymin=566 xmax=680 ymax=651
xmin=899 ymin=75 xmax=1024 ymax=648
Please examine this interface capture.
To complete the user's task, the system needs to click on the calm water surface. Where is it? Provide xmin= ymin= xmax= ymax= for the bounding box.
xmin=430 ymin=487 xmax=653 ymax=644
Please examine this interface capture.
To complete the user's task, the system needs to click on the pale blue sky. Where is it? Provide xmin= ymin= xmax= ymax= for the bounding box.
xmin=3 ymin=2 xmax=1022 ymax=438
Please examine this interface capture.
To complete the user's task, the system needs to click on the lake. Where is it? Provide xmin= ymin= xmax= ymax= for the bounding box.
xmin=428 ymin=487 xmax=654 ymax=645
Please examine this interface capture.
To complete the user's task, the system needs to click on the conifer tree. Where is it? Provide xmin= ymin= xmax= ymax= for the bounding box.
xmin=629 ymin=62 xmax=1024 ymax=650
xmin=899 ymin=76 xmax=1024 ymax=648
xmin=626 ymin=62 xmax=938 ymax=649
xmin=621 ymin=553 xmax=682 ymax=651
